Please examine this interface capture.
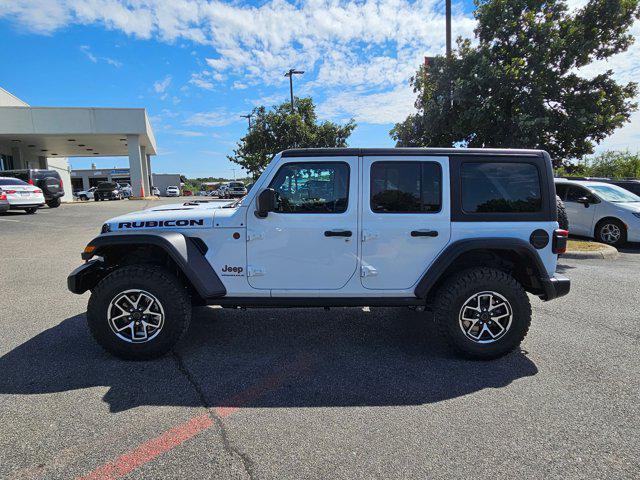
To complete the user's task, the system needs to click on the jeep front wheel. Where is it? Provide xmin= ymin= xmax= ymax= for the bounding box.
xmin=87 ymin=265 xmax=191 ymax=360
xmin=433 ymin=268 xmax=531 ymax=360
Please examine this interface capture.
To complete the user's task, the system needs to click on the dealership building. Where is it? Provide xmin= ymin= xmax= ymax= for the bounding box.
xmin=0 ymin=87 xmax=157 ymax=198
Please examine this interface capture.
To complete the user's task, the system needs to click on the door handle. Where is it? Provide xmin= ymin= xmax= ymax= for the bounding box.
xmin=324 ymin=230 xmax=352 ymax=237
xmin=411 ymin=230 xmax=438 ymax=237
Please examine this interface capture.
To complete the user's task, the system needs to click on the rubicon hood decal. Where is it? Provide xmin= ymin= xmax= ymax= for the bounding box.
xmin=117 ymin=219 xmax=207 ymax=229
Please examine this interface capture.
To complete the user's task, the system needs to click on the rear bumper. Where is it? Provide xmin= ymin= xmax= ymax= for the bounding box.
xmin=45 ymin=191 xmax=64 ymax=200
xmin=8 ymin=202 xmax=45 ymax=208
xmin=540 ymin=274 xmax=571 ymax=301
xmin=67 ymin=259 xmax=105 ymax=294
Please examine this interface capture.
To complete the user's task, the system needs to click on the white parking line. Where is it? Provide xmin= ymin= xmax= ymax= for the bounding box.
xmin=0 ymin=218 xmax=20 ymax=222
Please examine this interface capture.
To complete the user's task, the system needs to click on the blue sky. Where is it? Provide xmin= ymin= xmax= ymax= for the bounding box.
xmin=0 ymin=0 xmax=638 ymax=178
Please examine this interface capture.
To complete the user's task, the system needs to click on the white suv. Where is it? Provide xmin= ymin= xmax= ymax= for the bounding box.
xmin=555 ymin=179 xmax=640 ymax=246
xmin=165 ymin=186 xmax=180 ymax=197
xmin=69 ymin=148 xmax=570 ymax=361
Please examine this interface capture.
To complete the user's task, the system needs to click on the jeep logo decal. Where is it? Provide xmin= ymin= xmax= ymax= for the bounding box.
xmin=221 ymin=265 xmax=244 ymax=276
xmin=117 ymin=219 xmax=205 ymax=229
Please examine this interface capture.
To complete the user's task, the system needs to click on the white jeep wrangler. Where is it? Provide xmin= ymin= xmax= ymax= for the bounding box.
xmin=68 ymin=148 xmax=570 ymax=360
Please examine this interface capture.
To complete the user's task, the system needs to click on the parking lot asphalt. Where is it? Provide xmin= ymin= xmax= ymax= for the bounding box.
xmin=1 ymin=200 xmax=639 ymax=479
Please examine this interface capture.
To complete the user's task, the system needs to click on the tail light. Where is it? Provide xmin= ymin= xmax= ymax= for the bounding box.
xmin=59 ymin=179 xmax=63 ymax=188
xmin=552 ymin=229 xmax=569 ymax=254
xmin=34 ymin=189 xmax=42 ymax=194
xmin=0 ymin=193 xmax=6 ymax=200
xmin=4 ymin=189 xmax=16 ymax=194
xmin=28 ymin=179 xmax=34 ymax=185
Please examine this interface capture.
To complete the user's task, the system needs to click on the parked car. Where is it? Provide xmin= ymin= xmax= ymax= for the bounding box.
xmin=226 ymin=181 xmax=247 ymax=198
xmin=69 ymin=147 xmax=570 ymax=361
xmin=555 ymin=179 xmax=640 ymax=246
xmin=1 ymin=169 xmax=64 ymax=208
xmin=0 ymin=191 xmax=9 ymax=213
xmin=183 ymin=189 xmax=193 ymax=196
xmin=0 ymin=177 xmax=45 ymax=214
xmin=94 ymin=182 xmax=124 ymax=201
xmin=76 ymin=187 xmax=96 ymax=201
xmin=151 ymin=186 xmax=160 ymax=196
xmin=118 ymin=183 xmax=132 ymax=198
xmin=558 ymin=177 xmax=640 ymax=196
xmin=166 ymin=185 xmax=180 ymax=197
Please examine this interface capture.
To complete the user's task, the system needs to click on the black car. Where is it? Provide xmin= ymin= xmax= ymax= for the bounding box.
xmin=94 ymin=182 xmax=124 ymax=201
xmin=1 ymin=169 xmax=64 ymax=207
xmin=606 ymin=179 xmax=640 ymax=196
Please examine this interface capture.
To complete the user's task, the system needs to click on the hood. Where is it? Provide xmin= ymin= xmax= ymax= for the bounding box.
xmin=103 ymin=200 xmax=241 ymax=232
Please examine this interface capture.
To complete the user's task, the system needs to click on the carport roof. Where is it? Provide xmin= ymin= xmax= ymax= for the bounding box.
xmin=0 ymin=106 xmax=157 ymax=156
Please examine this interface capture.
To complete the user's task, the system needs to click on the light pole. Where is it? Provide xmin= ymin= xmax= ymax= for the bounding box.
xmin=240 ymin=113 xmax=253 ymax=129
xmin=284 ymin=68 xmax=304 ymax=114
xmin=445 ymin=0 xmax=451 ymax=58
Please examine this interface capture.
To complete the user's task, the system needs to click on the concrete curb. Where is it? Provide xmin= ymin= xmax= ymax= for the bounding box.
xmin=562 ymin=244 xmax=619 ymax=260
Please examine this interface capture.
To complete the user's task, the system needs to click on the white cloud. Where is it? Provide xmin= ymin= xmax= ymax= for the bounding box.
xmin=80 ymin=44 xmax=122 ymax=67
xmin=2 ymin=0 xmax=638 ymax=144
xmin=153 ymin=75 xmax=172 ymax=94
xmin=171 ymin=129 xmax=206 ymax=137
xmin=185 ymin=109 xmax=239 ymax=127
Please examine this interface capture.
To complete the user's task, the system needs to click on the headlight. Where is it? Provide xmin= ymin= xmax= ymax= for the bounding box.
xmin=633 ymin=212 xmax=640 ymax=219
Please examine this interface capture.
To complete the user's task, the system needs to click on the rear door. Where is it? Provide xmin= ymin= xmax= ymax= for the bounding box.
xmin=360 ymin=156 xmax=451 ymax=289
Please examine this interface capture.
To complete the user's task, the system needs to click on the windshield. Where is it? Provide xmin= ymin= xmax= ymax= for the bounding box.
xmin=0 ymin=178 xmax=28 ymax=185
xmin=229 ymin=182 xmax=244 ymax=188
xmin=590 ymin=184 xmax=640 ymax=203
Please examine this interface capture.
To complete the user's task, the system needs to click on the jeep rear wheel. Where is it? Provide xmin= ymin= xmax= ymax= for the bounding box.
xmin=87 ymin=265 xmax=191 ymax=360
xmin=433 ymin=268 xmax=531 ymax=360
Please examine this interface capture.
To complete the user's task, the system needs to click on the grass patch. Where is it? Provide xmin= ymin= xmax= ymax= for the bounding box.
xmin=567 ymin=239 xmax=609 ymax=252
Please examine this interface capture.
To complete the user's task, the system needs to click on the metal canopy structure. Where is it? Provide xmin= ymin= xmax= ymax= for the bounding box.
xmin=0 ymin=88 xmax=157 ymax=197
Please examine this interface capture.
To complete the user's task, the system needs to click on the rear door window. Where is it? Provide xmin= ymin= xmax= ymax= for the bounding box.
xmin=370 ymin=162 xmax=442 ymax=213
xmin=461 ymin=162 xmax=542 ymax=213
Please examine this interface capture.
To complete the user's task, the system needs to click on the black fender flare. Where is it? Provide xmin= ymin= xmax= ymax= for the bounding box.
xmin=414 ymin=237 xmax=549 ymax=298
xmin=71 ymin=231 xmax=226 ymax=298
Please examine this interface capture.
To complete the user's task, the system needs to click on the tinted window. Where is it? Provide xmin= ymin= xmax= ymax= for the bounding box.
xmin=229 ymin=182 xmax=244 ymax=188
xmin=98 ymin=182 xmax=118 ymax=189
xmin=0 ymin=178 xmax=28 ymax=185
xmin=565 ymin=186 xmax=595 ymax=203
xmin=268 ymin=162 xmax=349 ymax=213
xmin=461 ymin=163 xmax=542 ymax=213
xmin=555 ymin=183 xmax=569 ymax=200
xmin=33 ymin=170 xmax=60 ymax=180
xmin=370 ymin=162 xmax=441 ymax=213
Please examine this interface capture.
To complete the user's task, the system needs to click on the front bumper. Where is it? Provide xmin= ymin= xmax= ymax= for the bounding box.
xmin=67 ymin=259 xmax=105 ymax=294
xmin=540 ymin=274 xmax=571 ymax=301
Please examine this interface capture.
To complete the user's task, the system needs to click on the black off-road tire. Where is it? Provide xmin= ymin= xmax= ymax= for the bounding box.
xmin=433 ymin=268 xmax=532 ymax=360
xmin=87 ymin=265 xmax=192 ymax=360
xmin=46 ymin=197 xmax=61 ymax=208
xmin=556 ymin=195 xmax=569 ymax=231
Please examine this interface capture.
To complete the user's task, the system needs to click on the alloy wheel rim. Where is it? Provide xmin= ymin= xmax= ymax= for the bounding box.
xmin=107 ymin=289 xmax=165 ymax=343
xmin=458 ymin=291 xmax=513 ymax=344
xmin=600 ymin=224 xmax=621 ymax=244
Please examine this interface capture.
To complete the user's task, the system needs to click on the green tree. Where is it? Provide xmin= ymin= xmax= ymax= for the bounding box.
xmin=228 ymin=97 xmax=356 ymax=176
xmin=391 ymin=0 xmax=640 ymax=166
xmin=585 ymin=150 xmax=640 ymax=177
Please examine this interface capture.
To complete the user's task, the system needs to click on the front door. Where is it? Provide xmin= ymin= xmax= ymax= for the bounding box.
xmin=246 ymin=158 xmax=359 ymax=290
xmin=564 ymin=185 xmax=597 ymax=236
xmin=360 ymin=156 xmax=451 ymax=290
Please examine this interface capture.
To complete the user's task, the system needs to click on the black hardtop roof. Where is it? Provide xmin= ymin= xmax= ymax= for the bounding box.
xmin=280 ymin=147 xmax=547 ymax=158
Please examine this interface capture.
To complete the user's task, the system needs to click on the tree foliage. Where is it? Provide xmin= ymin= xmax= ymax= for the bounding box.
xmin=391 ymin=0 xmax=640 ymax=166
xmin=229 ymin=98 xmax=356 ymax=176
xmin=557 ymin=150 xmax=640 ymax=177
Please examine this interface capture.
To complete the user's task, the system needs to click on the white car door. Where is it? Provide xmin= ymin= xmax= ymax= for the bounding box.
xmin=246 ymin=157 xmax=359 ymax=290
xmin=360 ymin=156 xmax=451 ymax=289
xmin=564 ymin=185 xmax=597 ymax=236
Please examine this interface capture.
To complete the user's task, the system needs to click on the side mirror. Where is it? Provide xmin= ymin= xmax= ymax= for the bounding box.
xmin=577 ymin=196 xmax=590 ymax=207
xmin=255 ymin=188 xmax=277 ymax=218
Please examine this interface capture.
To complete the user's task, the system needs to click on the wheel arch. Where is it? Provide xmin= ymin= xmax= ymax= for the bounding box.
xmin=415 ymin=238 xmax=550 ymax=302
xmin=72 ymin=231 xmax=226 ymax=301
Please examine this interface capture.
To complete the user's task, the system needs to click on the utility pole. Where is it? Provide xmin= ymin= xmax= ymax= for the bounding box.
xmin=445 ymin=0 xmax=452 ymax=58
xmin=284 ymin=68 xmax=304 ymax=114
xmin=240 ymin=113 xmax=253 ymax=129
